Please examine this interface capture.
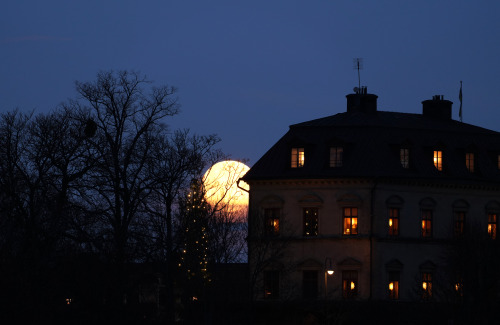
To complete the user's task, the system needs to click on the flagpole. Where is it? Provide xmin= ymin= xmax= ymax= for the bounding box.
xmin=459 ymin=81 xmax=463 ymax=122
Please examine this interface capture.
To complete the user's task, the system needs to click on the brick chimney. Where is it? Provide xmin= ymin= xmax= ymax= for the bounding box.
xmin=422 ymin=95 xmax=452 ymax=119
xmin=346 ymin=87 xmax=378 ymax=114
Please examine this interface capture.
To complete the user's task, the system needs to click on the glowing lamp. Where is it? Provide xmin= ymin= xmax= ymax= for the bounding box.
xmin=389 ymin=282 xmax=394 ymax=291
xmin=350 ymin=281 xmax=355 ymax=290
xmin=327 ymin=270 xmax=334 ymax=275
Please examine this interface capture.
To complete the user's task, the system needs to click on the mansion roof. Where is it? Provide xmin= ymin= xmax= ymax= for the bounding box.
xmin=244 ymin=94 xmax=500 ymax=185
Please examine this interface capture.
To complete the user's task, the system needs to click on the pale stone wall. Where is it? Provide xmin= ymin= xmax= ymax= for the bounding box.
xmin=249 ymin=178 xmax=500 ymax=302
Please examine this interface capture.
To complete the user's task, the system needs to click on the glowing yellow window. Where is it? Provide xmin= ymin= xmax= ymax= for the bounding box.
xmin=291 ymin=147 xmax=305 ymax=168
xmin=422 ymin=273 xmax=433 ymax=299
xmin=421 ymin=209 xmax=432 ymax=238
xmin=264 ymin=208 xmax=280 ymax=236
xmin=488 ymin=213 xmax=497 ymax=239
xmin=388 ymin=208 xmax=400 ymax=236
xmin=433 ymin=150 xmax=443 ymax=171
xmin=343 ymin=207 xmax=358 ymax=235
xmin=342 ymin=270 xmax=358 ymax=299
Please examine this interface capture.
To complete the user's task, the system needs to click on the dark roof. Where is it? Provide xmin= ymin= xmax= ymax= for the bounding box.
xmin=243 ymin=109 xmax=500 ymax=184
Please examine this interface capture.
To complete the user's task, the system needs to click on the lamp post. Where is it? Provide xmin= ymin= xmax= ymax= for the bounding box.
xmin=324 ymin=258 xmax=334 ymax=300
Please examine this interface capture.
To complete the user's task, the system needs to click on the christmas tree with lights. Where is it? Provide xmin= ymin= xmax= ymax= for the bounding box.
xmin=177 ymin=179 xmax=211 ymax=297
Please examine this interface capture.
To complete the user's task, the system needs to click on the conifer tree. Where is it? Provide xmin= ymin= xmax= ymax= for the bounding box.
xmin=177 ymin=179 xmax=211 ymax=299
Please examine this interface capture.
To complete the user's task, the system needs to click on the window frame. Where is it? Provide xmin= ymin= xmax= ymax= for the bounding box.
xmin=303 ymin=207 xmax=319 ymax=237
xmin=433 ymin=150 xmax=443 ymax=171
xmin=388 ymin=271 xmax=400 ymax=300
xmin=264 ymin=208 xmax=280 ymax=237
xmin=291 ymin=147 xmax=305 ymax=168
xmin=343 ymin=207 xmax=358 ymax=236
xmin=421 ymin=209 xmax=433 ymax=238
xmin=263 ymin=270 xmax=280 ymax=299
xmin=465 ymin=152 xmax=475 ymax=173
xmin=488 ymin=213 xmax=497 ymax=239
xmin=329 ymin=146 xmax=344 ymax=168
xmin=400 ymin=147 xmax=410 ymax=169
xmin=388 ymin=207 xmax=400 ymax=237
xmin=422 ymin=272 xmax=433 ymax=300
xmin=342 ymin=270 xmax=358 ymax=299
xmin=454 ymin=211 xmax=465 ymax=238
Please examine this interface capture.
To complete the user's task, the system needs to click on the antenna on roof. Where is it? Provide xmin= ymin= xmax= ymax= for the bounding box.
xmin=353 ymin=58 xmax=363 ymax=91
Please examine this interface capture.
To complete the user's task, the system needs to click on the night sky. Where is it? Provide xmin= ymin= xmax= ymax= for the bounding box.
xmin=2 ymin=1 xmax=500 ymax=166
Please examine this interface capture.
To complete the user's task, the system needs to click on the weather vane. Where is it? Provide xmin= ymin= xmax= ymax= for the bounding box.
xmin=353 ymin=58 xmax=363 ymax=92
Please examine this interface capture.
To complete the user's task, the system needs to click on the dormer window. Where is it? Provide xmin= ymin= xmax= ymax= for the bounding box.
xmin=433 ymin=150 xmax=443 ymax=171
xmin=400 ymin=148 xmax=409 ymax=169
xmin=465 ymin=152 xmax=475 ymax=172
xmin=291 ymin=147 xmax=305 ymax=168
xmin=330 ymin=146 xmax=343 ymax=167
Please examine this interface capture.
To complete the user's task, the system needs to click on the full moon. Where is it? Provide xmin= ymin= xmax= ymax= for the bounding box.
xmin=203 ymin=160 xmax=250 ymax=210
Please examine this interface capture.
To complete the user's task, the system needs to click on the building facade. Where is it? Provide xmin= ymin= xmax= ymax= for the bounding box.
xmin=243 ymin=89 xmax=500 ymax=304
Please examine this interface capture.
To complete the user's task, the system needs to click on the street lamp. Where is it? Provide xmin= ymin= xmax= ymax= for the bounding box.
xmin=324 ymin=258 xmax=334 ymax=299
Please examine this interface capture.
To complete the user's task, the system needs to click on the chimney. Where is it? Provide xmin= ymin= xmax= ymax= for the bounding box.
xmin=422 ymin=95 xmax=452 ymax=120
xmin=346 ymin=87 xmax=378 ymax=113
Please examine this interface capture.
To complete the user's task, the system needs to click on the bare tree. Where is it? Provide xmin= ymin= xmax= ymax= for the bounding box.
xmin=69 ymin=70 xmax=179 ymax=310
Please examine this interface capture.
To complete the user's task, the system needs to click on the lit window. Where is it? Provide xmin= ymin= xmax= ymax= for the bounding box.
xmin=330 ymin=146 xmax=343 ymax=167
xmin=343 ymin=207 xmax=358 ymax=235
xmin=303 ymin=207 xmax=318 ymax=237
xmin=400 ymin=148 xmax=409 ymax=168
xmin=291 ymin=147 xmax=305 ymax=168
xmin=263 ymin=271 xmax=280 ymax=299
xmin=488 ymin=213 xmax=497 ymax=239
xmin=454 ymin=211 xmax=465 ymax=238
xmin=497 ymin=154 xmax=500 ymax=170
xmin=465 ymin=152 xmax=475 ymax=172
xmin=264 ymin=208 xmax=280 ymax=236
xmin=388 ymin=208 xmax=400 ymax=236
xmin=302 ymin=270 xmax=318 ymax=300
xmin=422 ymin=272 xmax=433 ymax=299
xmin=421 ymin=209 xmax=432 ymax=238
xmin=342 ymin=270 xmax=358 ymax=299
xmin=388 ymin=272 xmax=400 ymax=300
xmin=454 ymin=275 xmax=464 ymax=298
xmin=433 ymin=150 xmax=443 ymax=171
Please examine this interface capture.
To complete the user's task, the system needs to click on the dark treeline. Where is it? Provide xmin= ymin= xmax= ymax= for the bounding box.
xmin=0 ymin=71 xmax=245 ymax=324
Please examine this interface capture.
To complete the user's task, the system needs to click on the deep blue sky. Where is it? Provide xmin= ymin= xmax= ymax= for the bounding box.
xmin=2 ymin=1 xmax=500 ymax=166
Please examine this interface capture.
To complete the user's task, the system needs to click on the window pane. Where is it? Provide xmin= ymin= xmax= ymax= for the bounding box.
xmin=388 ymin=271 xmax=400 ymax=300
xmin=422 ymin=273 xmax=433 ymax=299
xmin=433 ymin=150 xmax=443 ymax=171
xmin=422 ymin=210 xmax=432 ymax=238
xmin=291 ymin=147 xmax=305 ymax=168
xmin=400 ymin=148 xmax=409 ymax=168
xmin=264 ymin=271 xmax=280 ymax=299
xmin=265 ymin=208 xmax=280 ymax=236
xmin=343 ymin=207 xmax=358 ymax=235
xmin=466 ymin=152 xmax=474 ymax=172
xmin=342 ymin=271 xmax=358 ymax=299
xmin=488 ymin=213 xmax=497 ymax=239
xmin=454 ymin=211 xmax=465 ymax=237
xmin=330 ymin=146 xmax=343 ymax=167
xmin=303 ymin=208 xmax=318 ymax=236
xmin=388 ymin=208 xmax=400 ymax=236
